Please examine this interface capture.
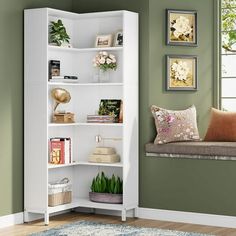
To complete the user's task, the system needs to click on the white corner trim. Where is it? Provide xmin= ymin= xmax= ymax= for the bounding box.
xmin=138 ymin=207 xmax=236 ymax=228
xmin=0 ymin=212 xmax=23 ymax=228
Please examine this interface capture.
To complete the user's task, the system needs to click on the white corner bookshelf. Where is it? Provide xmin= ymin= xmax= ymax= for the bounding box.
xmin=24 ymin=8 xmax=138 ymax=225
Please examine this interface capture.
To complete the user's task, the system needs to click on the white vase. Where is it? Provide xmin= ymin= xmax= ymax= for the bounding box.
xmin=99 ymin=69 xmax=110 ymax=83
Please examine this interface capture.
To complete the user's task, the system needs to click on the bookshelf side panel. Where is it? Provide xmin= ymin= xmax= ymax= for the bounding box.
xmin=24 ymin=9 xmax=48 ymax=213
xmin=122 ymin=12 xmax=139 ymax=208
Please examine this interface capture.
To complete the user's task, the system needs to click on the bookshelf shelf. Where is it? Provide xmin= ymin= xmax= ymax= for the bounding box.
xmin=48 ymin=45 xmax=123 ymax=53
xmin=24 ymin=8 xmax=138 ymax=225
xmin=48 ymin=82 xmax=123 ymax=86
xmin=48 ymin=161 xmax=123 ymax=169
xmin=48 ymin=122 xmax=123 ymax=127
xmin=48 ymin=197 xmax=124 ymax=214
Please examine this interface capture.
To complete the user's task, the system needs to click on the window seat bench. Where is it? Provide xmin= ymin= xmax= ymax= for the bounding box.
xmin=145 ymin=141 xmax=236 ymax=160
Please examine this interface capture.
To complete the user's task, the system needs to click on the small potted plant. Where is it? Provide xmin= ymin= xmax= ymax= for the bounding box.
xmin=49 ymin=19 xmax=71 ymax=47
xmin=89 ymin=172 xmax=123 ymax=204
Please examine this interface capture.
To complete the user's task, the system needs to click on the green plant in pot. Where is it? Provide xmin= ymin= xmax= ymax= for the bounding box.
xmin=89 ymin=172 xmax=123 ymax=204
xmin=49 ymin=19 xmax=70 ymax=47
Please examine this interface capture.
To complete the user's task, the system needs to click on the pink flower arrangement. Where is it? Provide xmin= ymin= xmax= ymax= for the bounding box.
xmin=93 ymin=51 xmax=117 ymax=71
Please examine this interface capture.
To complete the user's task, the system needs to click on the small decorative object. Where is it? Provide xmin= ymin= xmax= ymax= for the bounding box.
xmin=95 ymin=135 xmax=122 ymax=143
xmin=166 ymin=55 xmax=198 ymax=91
xmin=48 ymin=178 xmax=72 ymax=206
xmin=51 ymin=88 xmax=75 ymax=123
xmin=95 ymin=34 xmax=113 ymax=48
xmin=92 ymin=51 xmax=117 ymax=82
xmin=166 ymin=9 xmax=197 ymax=46
xmin=89 ymin=147 xmax=120 ymax=163
xmin=98 ymin=99 xmax=122 ymax=123
xmin=114 ymin=30 xmax=123 ymax=46
xmin=49 ymin=19 xmax=71 ymax=47
xmin=89 ymin=172 xmax=123 ymax=204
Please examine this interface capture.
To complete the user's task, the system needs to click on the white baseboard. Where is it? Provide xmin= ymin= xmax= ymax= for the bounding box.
xmin=138 ymin=207 xmax=236 ymax=228
xmin=2 ymin=208 xmax=236 ymax=229
xmin=0 ymin=212 xmax=23 ymax=228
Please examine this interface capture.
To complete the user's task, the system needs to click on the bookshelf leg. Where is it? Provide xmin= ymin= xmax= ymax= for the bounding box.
xmin=121 ymin=209 xmax=126 ymax=222
xmin=44 ymin=212 xmax=49 ymax=226
xmin=90 ymin=208 xmax=96 ymax=214
xmin=134 ymin=207 xmax=138 ymax=218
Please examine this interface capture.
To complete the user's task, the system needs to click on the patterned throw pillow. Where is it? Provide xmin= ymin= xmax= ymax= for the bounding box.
xmin=151 ymin=105 xmax=200 ymax=144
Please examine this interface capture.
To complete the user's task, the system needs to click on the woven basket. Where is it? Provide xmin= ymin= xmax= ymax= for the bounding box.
xmin=48 ymin=191 xmax=72 ymax=207
xmin=48 ymin=178 xmax=72 ymax=207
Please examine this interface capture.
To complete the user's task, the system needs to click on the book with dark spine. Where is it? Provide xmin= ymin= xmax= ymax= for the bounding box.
xmin=49 ymin=60 xmax=60 ymax=80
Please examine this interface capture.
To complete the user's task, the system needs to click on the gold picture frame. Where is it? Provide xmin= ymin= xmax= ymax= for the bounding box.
xmin=95 ymin=34 xmax=113 ymax=48
xmin=166 ymin=9 xmax=197 ymax=46
xmin=166 ymin=55 xmax=198 ymax=91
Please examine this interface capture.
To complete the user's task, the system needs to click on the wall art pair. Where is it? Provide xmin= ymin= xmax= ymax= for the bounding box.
xmin=166 ymin=9 xmax=198 ymax=91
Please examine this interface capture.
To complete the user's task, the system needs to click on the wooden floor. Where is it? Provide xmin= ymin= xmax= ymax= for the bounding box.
xmin=0 ymin=212 xmax=236 ymax=236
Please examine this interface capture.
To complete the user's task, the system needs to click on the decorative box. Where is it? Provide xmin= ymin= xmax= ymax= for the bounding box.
xmin=52 ymin=112 xmax=75 ymax=123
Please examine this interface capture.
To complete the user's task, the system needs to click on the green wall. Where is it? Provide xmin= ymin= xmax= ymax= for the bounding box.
xmin=141 ymin=0 xmax=236 ymax=216
xmin=0 ymin=0 xmax=73 ymax=217
xmin=2 ymin=0 xmax=236 ymax=218
xmin=142 ymin=0 xmax=236 ymax=216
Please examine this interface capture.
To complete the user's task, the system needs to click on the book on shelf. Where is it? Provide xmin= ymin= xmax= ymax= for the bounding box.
xmin=49 ymin=137 xmax=72 ymax=164
xmin=87 ymin=115 xmax=115 ymax=123
xmin=49 ymin=60 xmax=60 ymax=80
xmin=50 ymin=75 xmax=79 ymax=83
xmin=98 ymin=99 xmax=123 ymax=123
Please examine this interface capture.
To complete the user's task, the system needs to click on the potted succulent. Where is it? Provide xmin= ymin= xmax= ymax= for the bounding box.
xmin=89 ymin=172 xmax=123 ymax=204
xmin=49 ymin=19 xmax=71 ymax=47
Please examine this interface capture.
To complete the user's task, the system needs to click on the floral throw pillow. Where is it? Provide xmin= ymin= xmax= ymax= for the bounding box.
xmin=151 ymin=105 xmax=200 ymax=144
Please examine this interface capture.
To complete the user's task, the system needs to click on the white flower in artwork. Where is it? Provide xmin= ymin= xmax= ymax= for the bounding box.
xmin=171 ymin=60 xmax=190 ymax=81
xmin=171 ymin=15 xmax=193 ymax=41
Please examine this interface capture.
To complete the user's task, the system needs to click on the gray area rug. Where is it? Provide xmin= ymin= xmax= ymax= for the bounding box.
xmin=30 ymin=220 xmax=214 ymax=236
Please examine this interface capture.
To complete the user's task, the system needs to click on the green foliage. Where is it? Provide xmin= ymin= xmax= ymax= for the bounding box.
xmin=222 ymin=0 xmax=236 ymax=52
xmin=90 ymin=172 xmax=123 ymax=194
xmin=99 ymin=62 xmax=117 ymax=71
xmin=49 ymin=19 xmax=70 ymax=46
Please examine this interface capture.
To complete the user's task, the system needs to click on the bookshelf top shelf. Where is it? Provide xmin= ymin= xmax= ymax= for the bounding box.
xmin=48 ymin=45 xmax=123 ymax=53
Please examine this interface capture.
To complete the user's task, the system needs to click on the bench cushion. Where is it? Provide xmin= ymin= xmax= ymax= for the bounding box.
xmin=146 ymin=141 xmax=236 ymax=157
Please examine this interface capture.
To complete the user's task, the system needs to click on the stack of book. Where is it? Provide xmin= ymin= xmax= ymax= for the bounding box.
xmin=49 ymin=59 xmax=78 ymax=83
xmin=49 ymin=137 xmax=72 ymax=164
xmin=50 ymin=76 xmax=79 ymax=83
xmin=87 ymin=115 xmax=115 ymax=123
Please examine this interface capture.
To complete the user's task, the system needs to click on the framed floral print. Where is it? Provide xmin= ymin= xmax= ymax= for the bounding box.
xmin=166 ymin=55 xmax=198 ymax=91
xmin=166 ymin=9 xmax=197 ymax=46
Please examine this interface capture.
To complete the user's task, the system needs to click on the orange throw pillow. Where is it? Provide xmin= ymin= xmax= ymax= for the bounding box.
xmin=204 ymin=108 xmax=236 ymax=141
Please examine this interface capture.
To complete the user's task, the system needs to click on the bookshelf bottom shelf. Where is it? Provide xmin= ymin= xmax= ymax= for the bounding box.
xmin=48 ymin=197 xmax=124 ymax=214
